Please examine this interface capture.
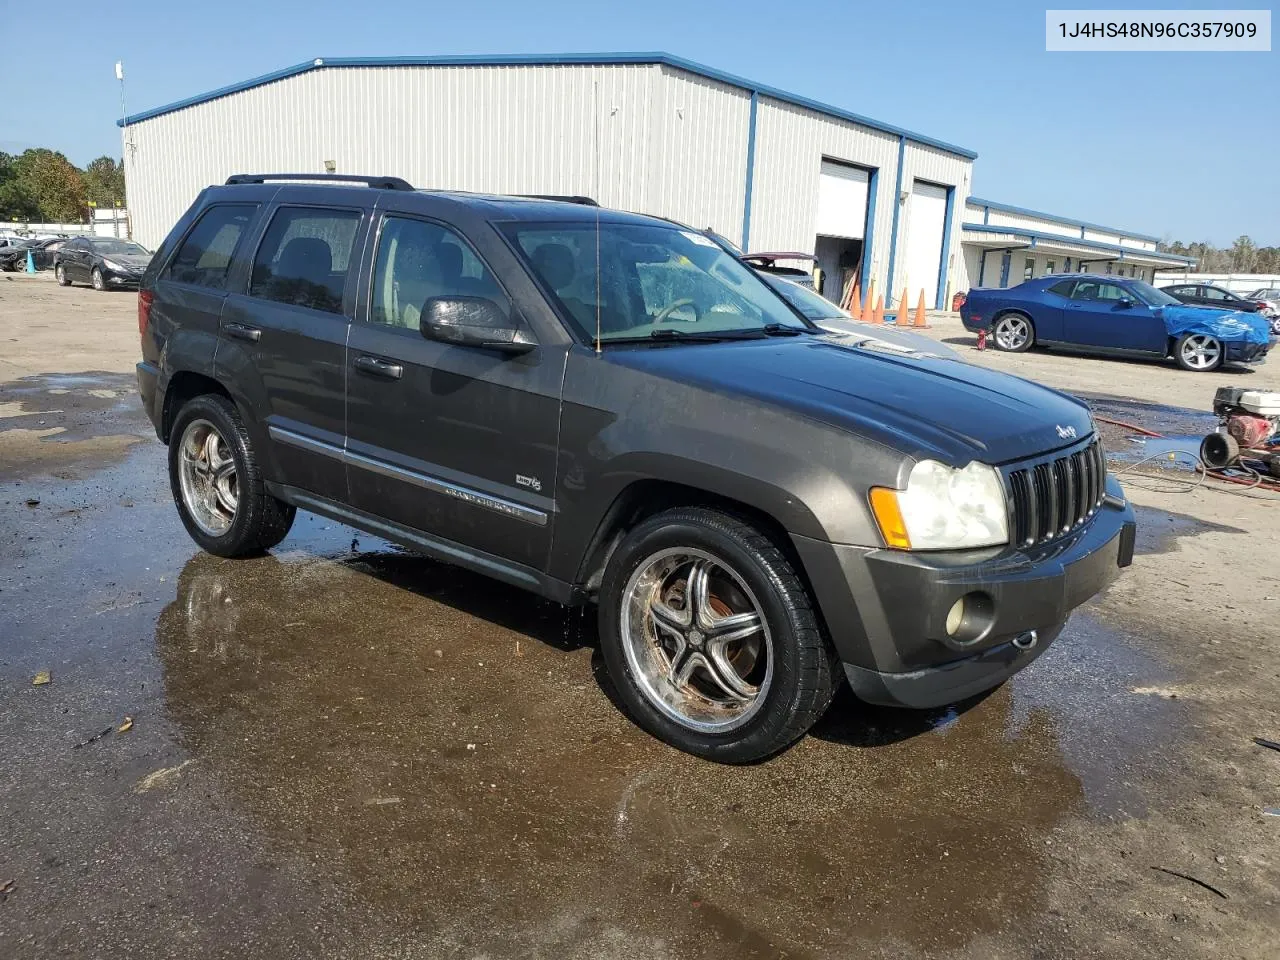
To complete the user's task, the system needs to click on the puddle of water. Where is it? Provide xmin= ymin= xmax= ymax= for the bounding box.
xmin=1106 ymin=434 xmax=1203 ymax=470
xmin=0 ymin=441 xmax=1195 ymax=958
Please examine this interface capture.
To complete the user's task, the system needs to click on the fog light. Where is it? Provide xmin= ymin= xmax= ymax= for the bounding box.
xmin=943 ymin=592 xmax=995 ymax=645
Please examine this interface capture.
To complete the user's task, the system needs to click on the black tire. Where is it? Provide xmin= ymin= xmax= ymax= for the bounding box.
xmin=598 ymin=506 xmax=838 ymax=763
xmin=91 ymin=267 xmax=105 ymax=291
xmin=1173 ymin=333 xmax=1223 ymax=372
xmin=55 ymin=262 xmax=71 ymax=286
xmin=991 ymin=312 xmax=1034 ymax=352
xmin=168 ymin=393 xmax=295 ymax=558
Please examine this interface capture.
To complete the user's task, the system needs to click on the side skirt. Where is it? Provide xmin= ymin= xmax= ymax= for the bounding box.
xmin=267 ymin=481 xmax=587 ymax=607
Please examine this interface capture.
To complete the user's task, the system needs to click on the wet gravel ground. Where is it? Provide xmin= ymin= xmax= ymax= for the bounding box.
xmin=2 ymin=288 xmax=1279 ymax=958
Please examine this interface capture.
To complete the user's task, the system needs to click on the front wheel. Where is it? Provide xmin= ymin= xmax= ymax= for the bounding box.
xmin=168 ymin=393 xmax=296 ymax=557
xmin=1175 ymin=333 xmax=1223 ymax=372
xmin=992 ymin=313 xmax=1034 ymax=352
xmin=1269 ymin=316 xmax=1280 ymax=337
xmin=598 ymin=507 xmax=838 ymax=763
xmin=55 ymin=263 xmax=71 ymax=286
xmin=91 ymin=267 xmax=105 ymax=291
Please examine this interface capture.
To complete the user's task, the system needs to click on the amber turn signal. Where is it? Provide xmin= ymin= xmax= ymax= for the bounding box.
xmin=869 ymin=487 xmax=911 ymax=550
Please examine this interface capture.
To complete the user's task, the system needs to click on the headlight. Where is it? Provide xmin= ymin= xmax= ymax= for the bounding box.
xmin=102 ymin=259 xmax=124 ymax=272
xmin=870 ymin=460 xmax=1008 ymax=550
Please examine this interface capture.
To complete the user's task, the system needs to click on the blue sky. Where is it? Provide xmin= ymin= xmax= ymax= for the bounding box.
xmin=1 ymin=0 xmax=1275 ymax=245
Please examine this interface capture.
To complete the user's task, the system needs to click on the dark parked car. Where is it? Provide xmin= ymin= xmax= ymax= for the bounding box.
xmin=1161 ymin=282 xmax=1261 ymax=312
xmin=55 ymin=236 xmax=153 ymax=290
xmin=0 ymin=237 xmax=68 ymax=271
xmin=964 ymin=275 xmax=1272 ymax=372
xmin=137 ymin=173 xmax=1136 ymax=762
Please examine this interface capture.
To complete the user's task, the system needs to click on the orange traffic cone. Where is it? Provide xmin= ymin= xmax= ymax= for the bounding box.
xmin=862 ymin=280 xmax=876 ymax=322
xmin=897 ymin=287 xmax=909 ymax=325
xmin=847 ymin=281 xmax=861 ymax=314
xmin=871 ymin=294 xmax=884 ymax=325
xmin=912 ymin=290 xmax=930 ymax=328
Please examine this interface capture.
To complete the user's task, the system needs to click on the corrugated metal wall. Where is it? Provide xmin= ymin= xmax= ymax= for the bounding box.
xmin=747 ymin=97 xmax=899 ymax=286
xmin=123 ymin=61 xmax=972 ymax=307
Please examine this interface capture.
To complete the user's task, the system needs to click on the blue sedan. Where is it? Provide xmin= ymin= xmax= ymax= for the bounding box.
xmin=963 ymin=275 xmax=1273 ymax=372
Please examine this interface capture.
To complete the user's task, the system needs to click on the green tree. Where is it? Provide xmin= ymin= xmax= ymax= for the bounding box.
xmin=12 ymin=148 xmax=87 ymax=222
xmin=82 ymin=156 xmax=126 ymax=207
xmin=1229 ymin=235 xmax=1257 ymax=273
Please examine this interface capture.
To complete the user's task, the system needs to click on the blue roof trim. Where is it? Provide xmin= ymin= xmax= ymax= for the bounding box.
xmin=118 ymin=52 xmax=978 ymax=160
xmin=961 ymin=224 xmax=1196 ymax=264
xmin=967 ymin=196 xmax=1162 ymax=244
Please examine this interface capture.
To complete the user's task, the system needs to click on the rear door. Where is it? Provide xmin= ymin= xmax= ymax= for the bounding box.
xmin=1062 ymin=279 xmax=1166 ymax=352
xmin=343 ymin=204 xmax=567 ymax=569
xmin=217 ymin=192 xmax=371 ymax=501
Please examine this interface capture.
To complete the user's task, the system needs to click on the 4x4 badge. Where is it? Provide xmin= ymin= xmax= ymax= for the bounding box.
xmin=1056 ymin=424 xmax=1078 ymax=440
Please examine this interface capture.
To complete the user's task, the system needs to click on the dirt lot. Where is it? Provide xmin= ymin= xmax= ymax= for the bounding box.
xmin=2 ymin=271 xmax=1278 ymax=959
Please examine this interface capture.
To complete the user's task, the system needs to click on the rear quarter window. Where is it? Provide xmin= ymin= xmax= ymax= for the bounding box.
xmin=167 ymin=204 xmax=258 ymax=289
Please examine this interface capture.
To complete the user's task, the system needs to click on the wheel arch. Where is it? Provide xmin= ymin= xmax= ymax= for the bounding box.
xmin=160 ymin=370 xmax=235 ymax=443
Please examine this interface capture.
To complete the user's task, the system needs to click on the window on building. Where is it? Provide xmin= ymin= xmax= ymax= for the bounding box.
xmin=1044 ymin=259 xmax=1057 ymax=275
xmin=1023 ymin=257 xmax=1035 ymax=281
xmin=1105 ymin=263 xmax=1113 ymax=274
xmin=1064 ymin=257 xmax=1073 ymax=272
xmin=371 ymin=216 xmax=507 ymax=329
xmin=167 ymin=204 xmax=258 ymax=289
xmin=249 ymin=207 xmax=362 ymax=314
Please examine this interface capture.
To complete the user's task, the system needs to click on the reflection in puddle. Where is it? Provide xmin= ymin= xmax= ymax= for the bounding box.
xmin=151 ymin=538 xmax=1182 ymax=957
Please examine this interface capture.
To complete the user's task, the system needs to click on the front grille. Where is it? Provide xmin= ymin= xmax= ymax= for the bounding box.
xmin=1006 ymin=439 xmax=1106 ymax=547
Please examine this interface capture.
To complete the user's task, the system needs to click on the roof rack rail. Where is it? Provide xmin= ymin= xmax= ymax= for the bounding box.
xmin=225 ymin=173 xmax=415 ymax=190
xmin=518 ymin=194 xmax=599 ymax=206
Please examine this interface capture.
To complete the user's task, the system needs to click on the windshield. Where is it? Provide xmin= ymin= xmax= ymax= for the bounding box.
xmin=1129 ymin=280 xmax=1181 ymax=307
xmin=762 ymin=274 xmax=848 ymax=321
xmin=504 ymin=221 xmax=811 ymax=342
xmin=91 ymin=239 xmax=150 ymax=256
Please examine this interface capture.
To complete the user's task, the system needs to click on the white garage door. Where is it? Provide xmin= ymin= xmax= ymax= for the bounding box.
xmin=815 ymin=161 xmax=869 ymax=239
xmin=901 ymin=181 xmax=948 ymax=307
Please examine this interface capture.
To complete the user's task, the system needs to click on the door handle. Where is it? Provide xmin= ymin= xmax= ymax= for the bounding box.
xmin=354 ymin=355 xmax=403 ymax=380
xmin=224 ymin=322 xmax=262 ymax=342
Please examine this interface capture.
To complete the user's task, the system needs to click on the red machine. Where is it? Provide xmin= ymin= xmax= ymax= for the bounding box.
xmin=1200 ymin=388 xmax=1280 ymax=477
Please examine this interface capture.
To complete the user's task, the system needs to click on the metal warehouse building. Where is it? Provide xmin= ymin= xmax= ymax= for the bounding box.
xmin=120 ymin=53 xmax=976 ymax=310
xmin=959 ymin=198 xmax=1194 ymax=291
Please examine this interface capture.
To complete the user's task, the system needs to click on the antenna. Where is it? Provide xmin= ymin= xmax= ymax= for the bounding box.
xmin=593 ymin=79 xmax=602 ymax=354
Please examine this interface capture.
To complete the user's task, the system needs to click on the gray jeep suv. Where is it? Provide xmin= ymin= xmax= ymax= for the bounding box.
xmin=137 ymin=174 xmax=1136 ymax=763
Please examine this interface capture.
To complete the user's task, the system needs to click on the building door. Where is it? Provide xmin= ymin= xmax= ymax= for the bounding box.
xmin=901 ymin=181 xmax=948 ymax=307
xmin=814 ymin=160 xmax=869 ymax=303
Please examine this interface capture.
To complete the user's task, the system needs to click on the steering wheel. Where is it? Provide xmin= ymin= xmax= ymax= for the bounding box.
xmin=653 ymin=298 xmax=698 ymax=325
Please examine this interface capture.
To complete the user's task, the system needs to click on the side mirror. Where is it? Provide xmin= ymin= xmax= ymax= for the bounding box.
xmin=420 ymin=296 xmax=535 ymax=355
xmin=1117 ymin=297 xmax=1134 ymax=309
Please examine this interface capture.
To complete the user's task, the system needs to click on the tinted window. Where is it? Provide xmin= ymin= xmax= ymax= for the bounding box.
xmin=168 ymin=204 xmax=257 ymax=289
xmin=371 ymin=217 xmax=506 ymax=329
xmin=1047 ymin=279 xmax=1076 ymax=297
xmin=1072 ymin=280 xmax=1129 ymax=302
xmin=506 ymin=222 xmax=806 ymax=342
xmin=250 ymin=207 xmax=362 ymax=314
xmin=89 ymin=239 xmax=150 ymax=256
xmin=1202 ymin=286 xmax=1231 ymax=301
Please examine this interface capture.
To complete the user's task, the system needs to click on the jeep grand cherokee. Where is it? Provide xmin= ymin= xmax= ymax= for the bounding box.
xmin=136 ymin=173 xmax=1136 ymax=763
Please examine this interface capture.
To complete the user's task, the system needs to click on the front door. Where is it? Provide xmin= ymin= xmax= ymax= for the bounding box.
xmin=1062 ymin=279 xmax=1166 ymax=352
xmin=217 ymin=198 xmax=369 ymax=501
xmin=344 ymin=213 xmax=564 ymax=569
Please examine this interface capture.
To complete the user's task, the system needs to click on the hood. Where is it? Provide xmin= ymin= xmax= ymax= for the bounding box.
xmin=1158 ymin=305 xmax=1272 ymax=346
xmin=103 ymin=253 xmax=151 ymax=271
xmin=607 ymin=335 xmax=1093 ymax=466
xmin=816 ymin=318 xmax=964 ymax=362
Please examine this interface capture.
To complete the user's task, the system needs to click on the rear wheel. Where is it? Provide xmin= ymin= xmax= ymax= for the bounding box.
xmin=91 ymin=267 xmax=105 ymax=291
xmin=1175 ymin=333 xmax=1223 ymax=372
xmin=169 ymin=394 xmax=295 ymax=557
xmin=992 ymin=312 xmax=1034 ymax=352
xmin=55 ymin=263 xmax=71 ymax=286
xmin=598 ymin=507 xmax=838 ymax=763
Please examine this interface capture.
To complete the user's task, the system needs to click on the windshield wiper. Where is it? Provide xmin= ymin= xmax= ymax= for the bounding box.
xmin=761 ymin=323 xmax=815 ymax=336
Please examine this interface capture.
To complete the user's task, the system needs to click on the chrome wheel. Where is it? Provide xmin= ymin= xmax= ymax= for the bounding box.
xmin=620 ymin=547 xmax=773 ymax=733
xmin=1179 ymin=334 xmax=1221 ymax=370
xmin=177 ymin=419 xmax=238 ymax=536
xmin=56 ymin=264 xmax=68 ymax=285
xmin=91 ymin=268 xmax=105 ymax=291
xmin=993 ymin=314 xmax=1031 ymax=351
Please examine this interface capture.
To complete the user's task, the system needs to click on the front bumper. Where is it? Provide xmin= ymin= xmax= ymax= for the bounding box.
xmin=792 ymin=478 xmax=1136 ymax=709
xmin=102 ymin=267 xmax=142 ymax=287
xmin=1225 ymin=340 xmax=1270 ymax=364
